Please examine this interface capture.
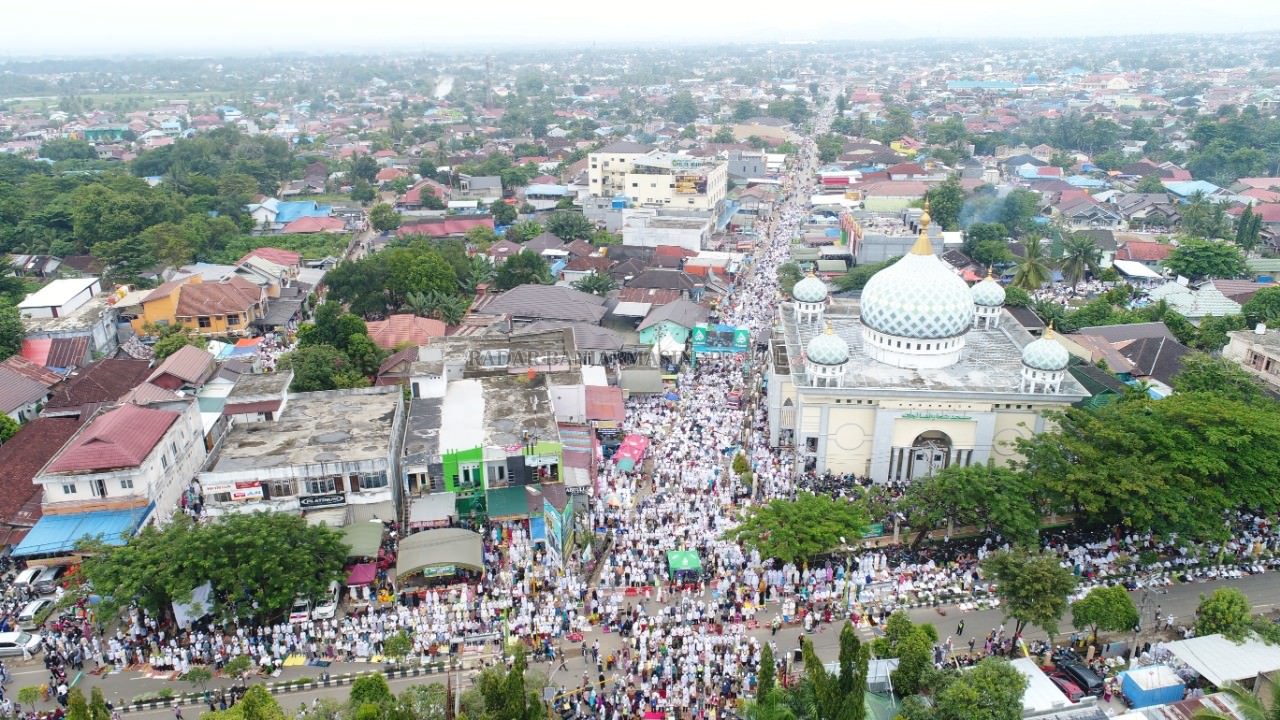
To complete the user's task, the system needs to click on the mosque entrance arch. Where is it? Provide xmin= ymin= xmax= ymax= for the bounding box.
xmin=908 ymin=430 xmax=952 ymax=480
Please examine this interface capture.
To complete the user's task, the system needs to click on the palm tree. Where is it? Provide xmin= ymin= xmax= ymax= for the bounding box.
xmin=402 ymin=290 xmax=434 ymax=317
xmin=462 ymin=256 xmax=495 ymax=294
xmin=431 ymin=295 xmax=471 ymax=325
xmin=1192 ymin=682 xmax=1279 ymax=720
xmin=1013 ymin=235 xmax=1054 ymax=290
xmin=1059 ymin=235 xmax=1103 ymax=285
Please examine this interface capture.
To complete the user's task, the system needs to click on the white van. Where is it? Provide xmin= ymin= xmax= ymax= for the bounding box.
xmin=287 ymin=597 xmax=312 ymax=624
xmin=12 ymin=566 xmax=45 ymax=589
xmin=17 ymin=597 xmax=54 ymax=630
xmin=311 ymin=581 xmax=341 ymax=621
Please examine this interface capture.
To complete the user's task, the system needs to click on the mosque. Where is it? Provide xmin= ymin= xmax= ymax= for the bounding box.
xmin=767 ymin=209 xmax=1085 ymax=482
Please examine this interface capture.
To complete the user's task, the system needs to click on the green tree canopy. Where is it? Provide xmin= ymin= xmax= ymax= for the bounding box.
xmin=999 ymin=189 xmax=1041 ymax=235
xmin=1164 ymin=238 xmax=1247 ymax=280
xmin=152 ymin=329 xmax=207 ymax=360
xmin=835 ymin=257 xmax=898 ymax=292
xmin=1071 ymin=585 xmax=1139 ymax=640
xmin=1059 ymin=235 xmax=1103 ymax=285
xmin=1244 ymin=286 xmax=1280 ymax=327
xmin=900 ymin=464 xmax=1043 ymax=547
xmin=81 ymin=512 xmax=347 ymax=625
xmin=1197 ymin=587 xmax=1253 ymax=639
xmin=933 ymin=658 xmax=1028 ymax=720
xmin=496 ymin=250 xmax=552 ymax=290
xmin=368 ymin=203 xmax=401 ymax=233
xmin=1012 ymin=235 xmax=1053 ymax=290
xmin=509 ymin=220 xmax=543 ymax=243
xmin=490 ymin=200 xmax=518 ymax=226
xmin=982 ymin=548 xmax=1078 ymax=637
xmin=284 ymin=344 xmax=369 ymax=392
xmin=725 ymin=492 xmax=869 ymax=565
xmin=1173 ymin=352 xmax=1267 ymax=403
xmin=0 ymin=302 xmax=24 ymax=360
xmin=40 ymin=138 xmax=98 ymax=161
xmin=546 ymin=211 xmax=594 ymax=241
xmin=926 ymin=178 xmax=965 ymax=231
xmin=572 ymin=271 xmax=617 ymax=296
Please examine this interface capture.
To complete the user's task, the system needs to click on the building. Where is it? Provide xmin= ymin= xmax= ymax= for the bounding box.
xmin=44 ymin=359 xmax=153 ymax=418
xmin=21 ymin=289 xmax=119 ymax=358
xmin=16 ymin=401 xmax=206 ymax=560
xmin=365 ymin=314 xmax=448 ymax=350
xmin=616 ymin=151 xmax=729 ymax=213
xmin=767 ymin=210 xmax=1085 ymax=480
xmin=17 ymin=278 xmax=102 ymax=319
xmin=199 ymin=387 xmax=405 ymax=527
xmin=587 ymin=141 xmax=656 ymax=197
xmin=0 ymin=417 xmax=85 ymax=547
xmin=473 ymin=284 xmax=607 ymax=326
xmin=637 ymin=298 xmax=710 ymax=347
xmin=1223 ymin=327 xmax=1280 ymax=392
xmin=126 ymin=275 xmax=266 ymax=337
xmin=221 ymin=370 xmax=293 ymax=424
xmin=727 ymin=149 xmax=766 ymax=180
xmin=621 ymin=209 xmax=714 ymax=253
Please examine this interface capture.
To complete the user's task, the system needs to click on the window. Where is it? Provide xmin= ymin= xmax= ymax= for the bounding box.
xmin=460 ymin=464 xmax=481 ymax=487
xmin=120 ymin=478 xmax=134 ymax=490
xmin=61 ymin=483 xmax=76 ymax=495
xmin=161 ymin=454 xmax=169 ymax=470
xmin=304 ymin=477 xmax=336 ymax=495
xmin=265 ymin=479 xmax=294 ymax=498
xmin=227 ymin=314 xmax=240 ymax=326
xmin=487 ymin=464 xmax=507 ymax=485
xmin=360 ymin=473 xmax=388 ymax=490
xmin=198 ymin=316 xmax=211 ymax=328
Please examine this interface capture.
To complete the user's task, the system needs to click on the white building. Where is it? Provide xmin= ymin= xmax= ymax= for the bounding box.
xmin=17 ymin=277 xmax=102 ymax=319
xmin=767 ymin=210 xmax=1085 ymax=481
xmin=587 ymin=141 xmax=656 ymax=197
xmin=621 ymin=209 xmax=713 ymax=253
xmin=35 ymin=401 xmax=206 ymax=525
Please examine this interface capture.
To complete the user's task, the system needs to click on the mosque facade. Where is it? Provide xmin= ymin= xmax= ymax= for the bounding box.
xmin=767 ymin=210 xmax=1085 ymax=482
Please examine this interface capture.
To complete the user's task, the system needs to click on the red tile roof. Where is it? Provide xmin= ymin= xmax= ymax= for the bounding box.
xmin=46 ymin=359 xmax=153 ymax=411
xmin=0 ymin=417 xmax=84 ymax=526
xmin=282 ymin=216 xmax=347 ymax=234
xmin=2 ymin=355 xmax=61 ymax=387
xmin=223 ymin=400 xmax=282 ymax=416
xmin=365 ymin=314 xmax=449 ymax=349
xmin=653 ymin=245 xmax=697 ymax=258
xmin=397 ymin=216 xmax=494 ymax=239
xmin=175 ymin=277 xmax=262 ymax=317
xmin=147 ymin=345 xmax=216 ymax=386
xmin=617 ymin=287 xmax=681 ymax=306
xmin=1117 ymin=241 xmax=1172 ymax=262
xmin=237 ymin=247 xmax=303 ymax=267
xmin=47 ymin=404 xmax=180 ymax=474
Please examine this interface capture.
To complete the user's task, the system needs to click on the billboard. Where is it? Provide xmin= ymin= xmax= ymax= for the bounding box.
xmin=691 ymin=323 xmax=750 ymax=354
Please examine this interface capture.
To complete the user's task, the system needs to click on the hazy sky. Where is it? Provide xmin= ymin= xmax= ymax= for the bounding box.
xmin=7 ymin=0 xmax=1280 ymax=57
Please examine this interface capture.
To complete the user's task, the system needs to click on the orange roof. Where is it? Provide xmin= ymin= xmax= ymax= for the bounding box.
xmin=237 ymin=247 xmax=303 ymax=267
xmin=282 ymin=216 xmax=346 ymax=234
xmin=366 ymin=314 xmax=448 ymax=349
xmin=20 ymin=339 xmax=52 ymax=367
xmin=175 ymin=276 xmax=261 ymax=317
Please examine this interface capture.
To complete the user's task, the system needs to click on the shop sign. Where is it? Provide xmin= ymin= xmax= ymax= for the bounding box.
xmin=299 ymin=493 xmax=346 ymax=509
xmin=231 ymin=481 xmax=263 ymax=501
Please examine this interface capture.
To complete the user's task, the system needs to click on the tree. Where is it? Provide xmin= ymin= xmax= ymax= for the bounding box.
xmin=726 ymin=492 xmax=869 ymax=565
xmin=1003 ymin=286 xmax=1032 ymax=308
xmin=223 ymin=655 xmax=253 ymax=680
xmin=1173 ymin=352 xmax=1266 ymax=403
xmin=1071 ymin=585 xmax=1139 ymax=641
xmin=66 ymin=688 xmax=89 ymax=720
xmin=466 ymin=646 xmax=546 ymax=720
xmin=573 ymin=271 xmax=617 ymax=296
xmin=1164 ymin=238 xmax=1246 ymax=280
xmin=350 ymin=674 xmax=395 ymax=708
xmin=835 ymin=257 xmax=898 ymax=292
xmin=1197 ymin=587 xmax=1252 ymax=639
xmin=0 ymin=302 xmax=22 ymax=360
xmin=81 ymin=512 xmax=347 ymax=624
xmin=382 ymin=630 xmax=413 ymax=666
xmin=900 ymin=464 xmax=1042 ymax=547
xmin=800 ymin=623 xmax=868 ymax=720
xmin=351 ymin=179 xmax=375 ymax=204
xmin=1012 ymin=235 xmax=1053 ymax=290
xmin=203 ymin=685 xmax=286 ymax=720
xmin=152 ymin=330 xmax=207 ymax=360
xmin=666 ymin=91 xmax=698 ymax=124
xmin=1059 ymin=235 xmax=1103 ymax=285
xmin=509 ymin=220 xmax=543 ymax=243
xmin=350 ymin=154 xmax=379 ymax=183
xmin=999 ymin=189 xmax=1041 ymax=235
xmin=369 ymin=203 xmax=401 ymax=233
xmin=490 ymin=200 xmax=518 ymax=226
xmin=778 ymin=262 xmax=804 ymax=296
xmin=713 ymin=127 xmax=736 ymax=144
xmin=816 ymin=134 xmax=845 ymax=163
xmin=933 ymin=658 xmax=1028 ymax=720
xmin=496 ymin=251 xmax=552 ymax=290
xmin=546 ymin=211 xmax=594 ymax=241
xmin=1244 ymin=286 xmax=1280 ymax=327
xmin=1190 ymin=682 xmax=1280 ymax=720
xmin=982 ymin=548 xmax=1078 ymax=637
xmin=89 ymin=688 xmax=110 ymax=720
xmin=1136 ymin=175 xmax=1166 ymax=193
xmin=0 ymin=415 xmax=18 ymax=445
xmin=285 ymin=344 xmax=367 ymax=392
xmin=926 ymin=178 xmax=965 ymax=231
xmin=184 ymin=666 xmax=214 ymax=692
xmin=18 ymin=686 xmax=41 ymax=713
xmin=301 ymin=303 xmax=370 ymax=352
xmin=891 ymin=624 xmax=935 ymax=697
xmin=398 ymin=684 xmax=448 ymax=720
xmin=963 ymin=223 xmax=1010 ymax=266
xmin=1236 ymin=204 xmax=1263 ymax=255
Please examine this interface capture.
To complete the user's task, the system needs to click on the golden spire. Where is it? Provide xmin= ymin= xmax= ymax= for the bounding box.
xmin=986 ymin=265 xmax=994 ymax=279
xmin=910 ymin=199 xmax=934 ymax=255
xmin=824 ymin=321 xmax=834 ymax=335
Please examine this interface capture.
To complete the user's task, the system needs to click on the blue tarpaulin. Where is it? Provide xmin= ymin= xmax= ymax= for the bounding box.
xmin=12 ymin=503 xmax=154 ymax=558
xmin=530 ymin=517 xmax=546 ymax=543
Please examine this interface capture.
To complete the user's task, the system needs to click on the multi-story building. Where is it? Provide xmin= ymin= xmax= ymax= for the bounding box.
xmin=588 ymin=144 xmax=728 ymax=213
xmin=587 ymin=141 xmax=656 ymax=197
xmin=1223 ymin=327 xmax=1280 ymax=392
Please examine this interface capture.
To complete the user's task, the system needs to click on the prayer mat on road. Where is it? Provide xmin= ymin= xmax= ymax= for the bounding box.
xmin=306 ymin=660 xmax=331 ymax=668
xmin=282 ymin=655 xmax=306 ymax=667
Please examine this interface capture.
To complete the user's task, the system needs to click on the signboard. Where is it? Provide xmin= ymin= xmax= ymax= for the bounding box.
xmin=420 ymin=565 xmax=455 ymax=578
xmin=231 ymin=481 xmax=263 ymax=501
xmin=525 ymin=454 xmax=559 ymax=467
xmin=691 ymin=323 xmax=750 ymax=355
xmin=901 ymin=411 xmax=973 ymax=421
xmin=671 ymin=157 xmax=703 ymax=171
xmin=299 ymin=493 xmax=346 ymax=509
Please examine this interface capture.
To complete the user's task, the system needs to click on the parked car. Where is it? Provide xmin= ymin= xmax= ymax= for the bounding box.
xmin=32 ymin=566 xmax=66 ymax=594
xmin=0 ymin=631 xmax=41 ymax=658
xmin=12 ymin=566 xmax=45 ymax=589
xmin=312 ymin=582 xmax=341 ymax=621
xmin=1048 ymin=672 xmax=1085 ymax=702
xmin=288 ymin=597 xmax=312 ymax=624
xmin=1057 ymin=661 xmax=1104 ymax=696
xmin=17 ymin=598 xmax=54 ymax=630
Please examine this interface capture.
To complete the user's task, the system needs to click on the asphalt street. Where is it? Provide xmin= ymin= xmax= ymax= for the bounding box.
xmin=10 ymin=570 xmax=1274 ymax=716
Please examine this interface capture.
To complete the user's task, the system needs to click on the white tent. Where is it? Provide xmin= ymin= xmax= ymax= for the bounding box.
xmin=1164 ymin=634 xmax=1280 ymax=687
xmin=172 ymin=581 xmax=213 ymax=629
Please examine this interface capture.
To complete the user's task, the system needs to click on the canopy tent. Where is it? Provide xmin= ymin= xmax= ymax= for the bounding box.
xmin=614 ymin=434 xmax=650 ymax=472
xmin=395 ymin=528 xmax=484 ymax=579
xmin=172 ymin=581 xmax=213 ymax=630
xmin=340 ymin=521 xmax=383 ymax=558
xmin=1164 ymin=634 xmax=1280 ymax=687
xmin=12 ymin=503 xmax=154 ymax=558
xmin=346 ymin=562 xmax=377 ymax=586
xmin=667 ymin=550 xmax=702 ymax=573
xmin=487 ymin=486 xmax=535 ymax=520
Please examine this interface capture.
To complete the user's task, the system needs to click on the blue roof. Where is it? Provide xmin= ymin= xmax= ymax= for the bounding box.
xmin=1066 ymin=176 xmax=1109 ymax=188
xmin=12 ymin=504 xmax=154 ymax=558
xmin=275 ymin=200 xmax=332 ymax=224
xmin=946 ymin=80 xmax=1018 ymax=91
xmin=525 ymin=184 xmax=568 ymax=196
xmin=1163 ymin=180 xmax=1221 ymax=198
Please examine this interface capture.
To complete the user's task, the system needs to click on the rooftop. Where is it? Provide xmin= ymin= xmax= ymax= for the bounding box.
xmin=226 ymin=371 xmax=293 ymax=401
xmin=480 ymin=374 xmax=560 ymax=449
xmin=211 ymin=387 xmax=400 ymax=473
xmin=779 ymin=300 xmax=1087 ymax=397
xmin=21 ymin=293 xmax=113 ymax=334
xmin=46 ymin=359 xmax=152 ymax=412
xmin=0 ymin=417 xmax=84 ymax=526
xmin=402 ymin=398 xmax=443 ymax=466
xmin=46 ymin=404 xmax=180 ymax=475
xmin=18 ymin=277 xmax=99 ymax=310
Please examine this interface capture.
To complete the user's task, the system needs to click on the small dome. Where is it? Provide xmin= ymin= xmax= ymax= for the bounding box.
xmin=1022 ymin=327 xmax=1070 ymax=371
xmin=792 ymin=273 xmax=829 ymax=303
xmin=807 ymin=325 xmax=850 ymax=366
xmin=971 ymin=272 xmax=1006 ymax=307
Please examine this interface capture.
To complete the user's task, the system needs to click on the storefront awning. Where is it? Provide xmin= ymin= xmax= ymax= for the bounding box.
xmin=340 ymin=521 xmax=383 ymax=558
xmin=667 ymin=550 xmax=702 ymax=573
xmin=346 ymin=562 xmax=377 ymax=586
xmin=395 ymin=528 xmax=484 ymax=578
xmin=487 ymin=486 xmax=535 ymax=520
xmin=12 ymin=503 xmax=154 ymax=558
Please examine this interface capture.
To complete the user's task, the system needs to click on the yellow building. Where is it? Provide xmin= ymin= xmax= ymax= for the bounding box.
xmin=768 ymin=214 xmax=1084 ymax=481
xmin=128 ymin=275 xmax=266 ymax=337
